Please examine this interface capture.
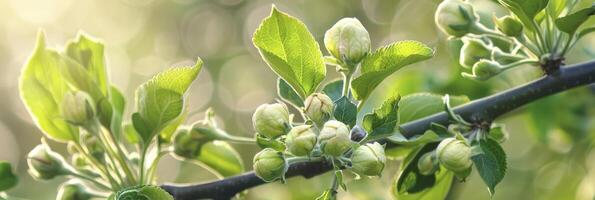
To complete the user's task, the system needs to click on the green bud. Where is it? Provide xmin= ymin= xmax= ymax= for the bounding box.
xmin=494 ymin=15 xmax=523 ymax=37
xmin=319 ymin=120 xmax=352 ymax=157
xmin=435 ymin=0 xmax=479 ymax=37
xmin=436 ymin=138 xmax=472 ymax=174
xmin=57 ymin=181 xmax=94 ymax=200
xmin=285 ymin=125 xmax=317 ymax=156
xmin=304 ymin=93 xmax=334 ymax=126
xmin=82 ymin=136 xmax=105 ymax=163
xmin=324 ymin=17 xmax=371 ymax=66
xmin=61 ymin=91 xmax=95 ymax=126
xmin=252 ymin=103 xmax=291 ymax=139
xmin=460 ymin=38 xmax=492 ymax=69
xmin=27 ymin=141 xmax=70 ymax=180
xmin=71 ymin=154 xmax=88 ymax=168
xmin=463 ymin=59 xmax=504 ymax=81
xmin=351 ymin=142 xmax=386 ymax=177
xmin=172 ymin=127 xmax=209 ymax=159
xmin=417 ymin=152 xmax=439 ymax=175
xmin=253 ymin=148 xmax=287 ymax=182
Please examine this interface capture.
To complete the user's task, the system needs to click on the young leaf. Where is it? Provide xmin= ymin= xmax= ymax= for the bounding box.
xmin=134 ymin=58 xmax=202 ymax=143
xmin=498 ymin=0 xmax=549 ymax=32
xmin=395 ymin=144 xmax=441 ymax=194
xmin=113 ymin=185 xmax=173 ymax=200
xmin=256 ymin=134 xmax=286 ymax=151
xmin=19 ymin=31 xmax=78 ymax=142
xmin=555 ymin=6 xmax=595 ymax=34
xmin=362 ymin=95 xmax=400 ymax=141
xmin=277 ymin=78 xmax=304 ymax=107
xmin=398 ymin=93 xmax=469 ymax=124
xmin=333 ymin=96 xmax=357 ymax=127
xmin=351 ymin=41 xmax=433 ymax=100
xmin=253 ymin=6 xmax=326 ymax=98
xmin=471 ymin=139 xmax=507 ymax=196
xmin=316 ymin=189 xmax=337 ymax=200
xmin=393 ymin=165 xmax=454 ymax=200
xmin=0 ymin=161 xmax=18 ymax=192
xmin=195 ymin=141 xmax=245 ymax=178
xmin=109 ymin=86 xmax=126 ymax=137
xmin=322 ymin=79 xmax=344 ymax=102
xmin=65 ymin=33 xmax=109 ymax=97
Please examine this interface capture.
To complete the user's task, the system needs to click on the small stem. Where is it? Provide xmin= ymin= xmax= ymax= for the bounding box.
xmin=139 ymin=144 xmax=150 ymax=185
xmin=69 ymin=170 xmax=113 ymax=191
xmin=341 ymin=70 xmax=353 ymax=97
xmin=286 ymin=156 xmax=322 ymax=164
xmin=225 ymin=136 xmax=256 ymax=144
xmin=73 ymin=141 xmax=121 ymax=190
xmin=501 ymin=59 xmax=540 ymax=70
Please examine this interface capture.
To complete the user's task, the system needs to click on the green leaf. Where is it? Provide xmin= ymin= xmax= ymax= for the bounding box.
xmin=114 ymin=185 xmax=173 ymax=200
xmin=362 ymin=95 xmax=400 ymax=141
xmin=471 ymin=139 xmax=507 ymax=196
xmin=316 ymin=190 xmax=336 ymax=200
xmin=333 ymin=96 xmax=357 ymax=127
xmin=322 ymin=79 xmax=344 ymax=102
xmin=253 ymin=6 xmax=326 ymax=98
xmin=19 ymin=31 xmax=78 ymax=142
xmin=134 ymin=58 xmax=202 ymax=143
xmin=393 ymin=165 xmax=454 ymax=200
xmin=159 ymin=110 xmax=188 ymax=143
xmin=498 ymin=0 xmax=549 ymax=32
xmin=65 ymin=33 xmax=109 ymax=97
xmin=398 ymin=93 xmax=469 ymax=124
xmin=0 ymin=161 xmax=18 ymax=191
xmin=256 ymin=134 xmax=286 ymax=151
xmin=351 ymin=41 xmax=433 ymax=100
xmin=195 ymin=141 xmax=244 ymax=178
xmin=334 ymin=170 xmax=347 ymax=191
xmin=123 ymin=123 xmax=140 ymax=144
xmin=395 ymin=144 xmax=447 ymax=194
xmin=109 ymin=86 xmax=126 ymax=138
xmin=277 ymin=78 xmax=304 ymax=107
xmin=555 ymin=6 xmax=595 ymax=34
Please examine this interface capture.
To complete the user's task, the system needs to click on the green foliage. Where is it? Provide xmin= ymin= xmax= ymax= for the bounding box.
xmin=555 ymin=6 xmax=595 ymax=34
xmin=256 ymin=134 xmax=286 ymax=152
xmin=277 ymin=78 xmax=304 ymax=107
xmin=0 ymin=161 xmax=18 ymax=192
xmin=394 ymin=144 xmax=450 ymax=195
xmin=322 ymin=79 xmax=344 ymax=102
xmin=253 ymin=6 xmax=326 ymax=99
xmin=351 ymin=41 xmax=433 ymax=100
xmin=194 ymin=141 xmax=244 ymax=178
xmin=333 ymin=96 xmax=357 ymax=127
xmin=133 ymin=59 xmax=202 ymax=143
xmin=471 ymin=139 xmax=507 ymax=196
xmin=497 ymin=0 xmax=549 ymax=32
xmin=112 ymin=185 xmax=173 ymax=200
xmin=362 ymin=95 xmax=400 ymax=141
xmin=398 ymin=93 xmax=469 ymax=124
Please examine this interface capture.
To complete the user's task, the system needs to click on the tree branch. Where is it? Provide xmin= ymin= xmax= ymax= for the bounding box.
xmin=161 ymin=60 xmax=595 ymax=200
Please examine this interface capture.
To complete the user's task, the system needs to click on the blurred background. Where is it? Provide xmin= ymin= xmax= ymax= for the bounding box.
xmin=0 ymin=0 xmax=594 ymax=199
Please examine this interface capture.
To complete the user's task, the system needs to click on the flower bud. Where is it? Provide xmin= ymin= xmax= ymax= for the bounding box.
xmin=57 ymin=181 xmax=94 ymax=200
xmin=304 ymin=93 xmax=334 ymax=126
xmin=285 ymin=125 xmax=317 ymax=156
xmin=27 ymin=142 xmax=70 ymax=180
xmin=319 ymin=120 xmax=352 ymax=156
xmin=253 ymin=148 xmax=287 ymax=182
xmin=417 ymin=152 xmax=439 ymax=175
xmin=494 ymin=15 xmax=523 ymax=37
xmin=351 ymin=142 xmax=386 ymax=176
xmin=460 ymin=38 xmax=492 ymax=69
xmin=463 ymin=59 xmax=504 ymax=80
xmin=172 ymin=128 xmax=209 ymax=159
xmin=350 ymin=125 xmax=367 ymax=142
xmin=436 ymin=138 xmax=472 ymax=174
xmin=324 ymin=18 xmax=371 ymax=66
xmin=61 ymin=91 xmax=95 ymax=126
xmin=435 ymin=0 xmax=479 ymax=37
xmin=252 ymin=103 xmax=291 ymax=139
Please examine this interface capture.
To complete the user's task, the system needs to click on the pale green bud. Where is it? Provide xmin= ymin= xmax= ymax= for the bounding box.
xmin=27 ymin=142 xmax=70 ymax=180
xmin=57 ymin=181 xmax=94 ymax=200
xmin=319 ymin=120 xmax=352 ymax=157
xmin=253 ymin=148 xmax=287 ymax=182
xmin=285 ymin=125 xmax=317 ymax=156
xmin=324 ymin=18 xmax=371 ymax=66
xmin=435 ymin=0 xmax=479 ymax=37
xmin=304 ymin=93 xmax=334 ymax=126
xmin=494 ymin=15 xmax=523 ymax=37
xmin=460 ymin=38 xmax=492 ymax=69
xmin=436 ymin=138 xmax=472 ymax=174
xmin=252 ymin=103 xmax=291 ymax=139
xmin=351 ymin=142 xmax=386 ymax=176
xmin=417 ymin=152 xmax=439 ymax=175
xmin=61 ymin=91 xmax=95 ymax=126
xmin=172 ymin=128 xmax=209 ymax=159
xmin=463 ymin=59 xmax=504 ymax=81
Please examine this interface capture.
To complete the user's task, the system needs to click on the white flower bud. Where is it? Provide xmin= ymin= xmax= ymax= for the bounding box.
xmin=436 ymin=138 xmax=472 ymax=174
xmin=253 ymin=148 xmax=288 ymax=182
xmin=494 ymin=15 xmax=523 ymax=37
xmin=463 ymin=59 xmax=504 ymax=81
xmin=57 ymin=181 xmax=94 ymax=200
xmin=304 ymin=93 xmax=334 ymax=126
xmin=324 ymin=18 xmax=371 ymax=66
xmin=435 ymin=0 xmax=479 ymax=37
xmin=460 ymin=38 xmax=492 ymax=69
xmin=351 ymin=142 xmax=386 ymax=177
xmin=285 ymin=125 xmax=317 ymax=156
xmin=252 ymin=103 xmax=291 ymax=139
xmin=319 ymin=120 xmax=352 ymax=157
xmin=61 ymin=91 xmax=95 ymax=126
xmin=27 ymin=142 xmax=70 ymax=180
xmin=417 ymin=152 xmax=439 ymax=175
